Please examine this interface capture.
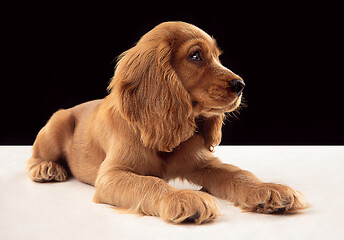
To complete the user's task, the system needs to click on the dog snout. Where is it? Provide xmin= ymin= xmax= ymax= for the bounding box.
xmin=229 ymin=79 xmax=245 ymax=94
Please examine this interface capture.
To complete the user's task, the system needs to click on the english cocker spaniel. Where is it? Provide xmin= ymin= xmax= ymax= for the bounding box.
xmin=28 ymin=21 xmax=308 ymax=224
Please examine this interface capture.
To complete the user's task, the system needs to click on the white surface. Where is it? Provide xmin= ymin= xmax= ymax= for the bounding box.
xmin=1 ymin=146 xmax=344 ymax=240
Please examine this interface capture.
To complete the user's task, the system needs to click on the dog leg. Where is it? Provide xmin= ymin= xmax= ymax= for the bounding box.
xmin=27 ymin=109 xmax=74 ymax=182
xmin=188 ymin=158 xmax=309 ymax=214
xmin=93 ymin=166 xmax=218 ymax=224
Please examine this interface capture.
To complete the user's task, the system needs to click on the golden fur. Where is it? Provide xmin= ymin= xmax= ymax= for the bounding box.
xmin=27 ymin=22 xmax=308 ymax=224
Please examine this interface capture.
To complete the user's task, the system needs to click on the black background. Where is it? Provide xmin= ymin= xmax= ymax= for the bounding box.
xmin=2 ymin=3 xmax=342 ymax=145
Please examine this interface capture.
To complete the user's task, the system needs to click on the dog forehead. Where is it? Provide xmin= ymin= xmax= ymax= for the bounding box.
xmin=154 ymin=21 xmax=213 ymax=42
xmin=140 ymin=21 xmax=219 ymax=57
xmin=178 ymin=23 xmax=212 ymax=40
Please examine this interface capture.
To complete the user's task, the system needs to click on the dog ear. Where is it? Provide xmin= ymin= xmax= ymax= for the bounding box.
xmin=108 ymin=38 xmax=195 ymax=152
xmin=199 ymin=114 xmax=224 ymax=151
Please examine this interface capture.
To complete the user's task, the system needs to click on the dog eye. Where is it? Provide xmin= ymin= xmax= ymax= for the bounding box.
xmin=189 ymin=50 xmax=202 ymax=61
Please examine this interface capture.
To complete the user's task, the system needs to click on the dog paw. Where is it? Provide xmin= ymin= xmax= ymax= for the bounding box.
xmin=28 ymin=160 xmax=68 ymax=182
xmin=237 ymin=183 xmax=309 ymax=214
xmin=159 ymin=190 xmax=219 ymax=224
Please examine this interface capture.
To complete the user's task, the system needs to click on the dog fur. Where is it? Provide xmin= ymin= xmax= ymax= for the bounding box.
xmin=27 ymin=21 xmax=308 ymax=224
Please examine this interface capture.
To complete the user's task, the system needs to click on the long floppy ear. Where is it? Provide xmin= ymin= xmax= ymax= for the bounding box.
xmin=108 ymin=38 xmax=196 ymax=152
xmin=199 ymin=114 xmax=225 ymax=151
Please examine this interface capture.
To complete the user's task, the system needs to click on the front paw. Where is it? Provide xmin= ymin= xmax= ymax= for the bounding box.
xmin=159 ymin=190 xmax=219 ymax=224
xmin=236 ymin=183 xmax=309 ymax=214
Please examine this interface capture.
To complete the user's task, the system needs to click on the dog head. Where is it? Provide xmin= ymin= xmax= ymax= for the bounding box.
xmin=108 ymin=22 xmax=244 ymax=152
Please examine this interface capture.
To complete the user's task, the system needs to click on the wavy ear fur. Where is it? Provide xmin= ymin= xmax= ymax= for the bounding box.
xmin=108 ymin=35 xmax=196 ymax=152
xmin=198 ymin=114 xmax=225 ymax=151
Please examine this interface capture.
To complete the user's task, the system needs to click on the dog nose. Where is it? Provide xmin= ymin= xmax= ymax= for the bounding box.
xmin=229 ymin=79 xmax=245 ymax=94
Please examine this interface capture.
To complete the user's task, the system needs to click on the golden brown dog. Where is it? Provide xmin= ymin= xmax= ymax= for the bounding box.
xmin=27 ymin=21 xmax=308 ymax=224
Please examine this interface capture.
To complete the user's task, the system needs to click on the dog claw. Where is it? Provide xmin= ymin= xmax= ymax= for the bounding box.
xmin=184 ymin=212 xmax=200 ymax=223
xmin=275 ymin=207 xmax=286 ymax=213
xmin=258 ymin=203 xmax=265 ymax=208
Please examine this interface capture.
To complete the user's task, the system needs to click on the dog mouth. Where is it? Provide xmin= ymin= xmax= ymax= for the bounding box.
xmin=192 ymin=93 xmax=242 ymax=117
xmin=207 ymin=94 xmax=242 ymax=114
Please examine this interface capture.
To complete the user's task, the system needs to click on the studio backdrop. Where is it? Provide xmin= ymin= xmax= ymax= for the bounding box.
xmin=2 ymin=3 xmax=342 ymax=145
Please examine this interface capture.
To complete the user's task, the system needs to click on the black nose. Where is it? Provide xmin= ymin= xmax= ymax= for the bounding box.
xmin=229 ymin=79 xmax=245 ymax=94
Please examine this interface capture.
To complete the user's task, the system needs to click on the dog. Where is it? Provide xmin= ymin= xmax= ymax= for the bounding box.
xmin=27 ymin=21 xmax=308 ymax=224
